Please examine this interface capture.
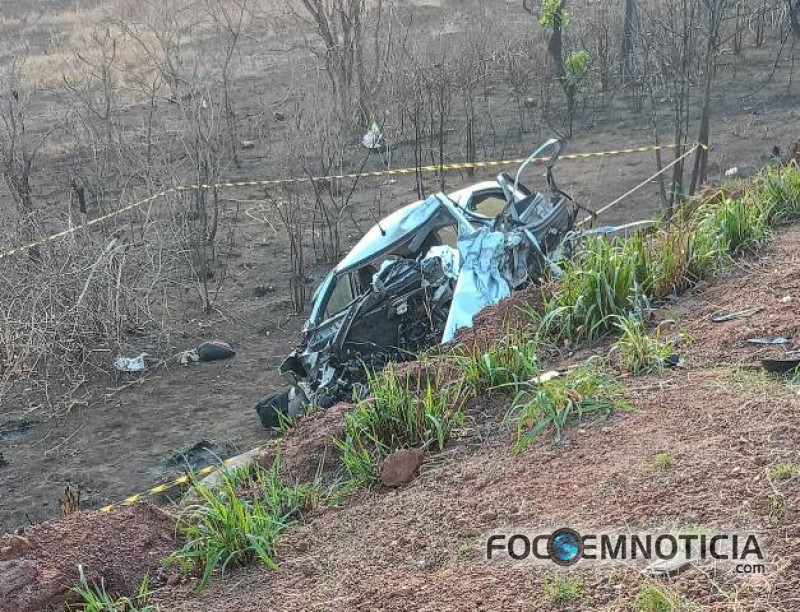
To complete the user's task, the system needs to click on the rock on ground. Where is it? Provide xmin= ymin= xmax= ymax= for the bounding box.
xmin=380 ymin=449 xmax=425 ymax=487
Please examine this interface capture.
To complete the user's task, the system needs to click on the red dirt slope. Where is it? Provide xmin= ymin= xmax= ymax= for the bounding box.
xmin=150 ymin=224 xmax=800 ymax=610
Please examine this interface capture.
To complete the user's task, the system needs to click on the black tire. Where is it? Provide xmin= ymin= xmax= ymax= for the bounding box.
xmin=254 ymin=388 xmax=291 ymax=429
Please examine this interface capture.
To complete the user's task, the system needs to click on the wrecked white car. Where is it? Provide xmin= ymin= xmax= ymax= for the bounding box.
xmin=256 ymin=139 xmax=578 ymax=427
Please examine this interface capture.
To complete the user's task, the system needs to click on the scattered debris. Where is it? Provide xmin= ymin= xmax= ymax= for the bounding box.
xmin=255 ymin=386 xmax=306 ymax=429
xmin=178 ymin=340 xmax=236 ymax=365
xmin=361 ymin=120 xmax=383 ymax=149
xmin=780 ymin=295 xmax=793 ymax=303
xmin=747 ymin=337 xmax=791 ymax=345
xmin=179 ymin=349 xmax=199 ymax=365
xmin=380 ymin=449 xmax=425 ymax=487
xmin=276 ymin=138 xmax=581 ymax=413
xmin=664 ymin=353 xmax=682 ymax=368
xmin=240 ymin=140 xmax=256 ymax=149
xmin=162 ymin=439 xmax=235 ymax=476
xmin=646 ymin=556 xmax=692 ymax=578
xmin=113 ymin=352 xmax=148 ymax=373
xmin=197 ymin=340 xmax=236 ymax=362
xmin=533 ymin=370 xmax=561 ymax=384
xmin=711 ymin=308 xmax=761 ymax=323
xmin=724 ymin=166 xmax=739 ymax=177
xmin=188 ymin=448 xmax=270 ymax=498
xmin=761 ymin=356 xmax=800 ymax=374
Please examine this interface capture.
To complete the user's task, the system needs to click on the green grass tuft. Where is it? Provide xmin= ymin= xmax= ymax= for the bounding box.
xmin=650 ymin=452 xmax=676 ymax=469
xmin=68 ymin=567 xmax=157 ymax=612
xmin=539 ymin=237 xmax=649 ymax=344
xmin=454 ymin=331 xmax=540 ymax=396
xmin=505 ymin=362 xmax=629 ymax=451
xmin=542 ymin=572 xmax=583 ymax=605
xmin=169 ymin=446 xmax=315 ymax=592
xmin=333 ymin=362 xmax=466 ymax=486
xmin=634 ymin=583 xmax=688 ymax=612
xmin=612 ymin=315 xmax=677 ymax=376
xmin=771 ymin=462 xmax=798 ymax=481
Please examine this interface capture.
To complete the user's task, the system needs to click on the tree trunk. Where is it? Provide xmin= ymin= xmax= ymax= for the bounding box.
xmin=789 ymin=0 xmax=800 ymax=38
xmin=690 ymin=1 xmax=726 ymax=195
xmin=621 ymin=0 xmax=636 ymax=82
xmin=549 ymin=2 xmax=567 ymax=82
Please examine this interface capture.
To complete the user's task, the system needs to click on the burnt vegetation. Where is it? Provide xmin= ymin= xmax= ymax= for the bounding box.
xmin=0 ymin=0 xmax=797 ymax=415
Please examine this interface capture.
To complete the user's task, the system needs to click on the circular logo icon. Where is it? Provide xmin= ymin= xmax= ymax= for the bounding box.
xmin=547 ymin=528 xmax=583 ymax=566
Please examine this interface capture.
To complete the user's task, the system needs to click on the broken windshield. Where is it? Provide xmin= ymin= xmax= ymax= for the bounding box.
xmin=335 ymin=195 xmax=450 ymax=274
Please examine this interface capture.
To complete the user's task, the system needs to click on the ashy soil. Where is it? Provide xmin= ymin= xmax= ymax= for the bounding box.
xmin=2 ymin=0 xmax=800 ymax=534
xmin=1 ymin=222 xmax=799 ymax=612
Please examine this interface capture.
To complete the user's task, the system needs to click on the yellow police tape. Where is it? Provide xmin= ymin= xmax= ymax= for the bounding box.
xmin=0 ymin=143 xmax=686 ymax=262
xmin=99 ymin=448 xmax=269 ymax=513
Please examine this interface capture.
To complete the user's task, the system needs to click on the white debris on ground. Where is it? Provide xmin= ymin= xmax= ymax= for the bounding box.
xmin=361 ymin=121 xmax=383 ymax=149
xmin=113 ymin=353 xmax=148 ymax=373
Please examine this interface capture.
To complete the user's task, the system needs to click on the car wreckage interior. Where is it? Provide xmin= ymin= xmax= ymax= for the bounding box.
xmin=256 ymin=138 xmax=582 ymax=427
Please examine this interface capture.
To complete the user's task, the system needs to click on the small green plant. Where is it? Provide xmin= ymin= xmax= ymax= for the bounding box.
xmin=455 ymin=332 xmax=540 ymax=395
xmin=334 ymin=362 xmax=466 ymax=485
xmin=538 ymin=0 xmax=570 ymax=28
xmin=634 ymin=583 xmax=687 ymax=612
xmin=650 ymin=453 xmax=676 ymax=469
xmin=456 ymin=539 xmax=472 ymax=559
xmin=771 ymin=462 xmax=798 ymax=481
xmin=761 ymin=163 xmax=800 ymax=222
xmin=169 ymin=446 xmax=315 ymax=592
xmin=68 ymin=567 xmax=157 ymax=612
xmin=542 ymin=572 xmax=582 ymax=605
xmin=767 ymin=490 xmax=790 ymax=523
xmin=540 ymin=237 xmax=648 ymax=344
xmin=564 ymin=50 xmax=590 ymax=81
xmin=505 ymin=362 xmax=628 ymax=451
xmin=612 ymin=315 xmax=676 ymax=376
xmin=700 ymin=196 xmax=772 ymax=256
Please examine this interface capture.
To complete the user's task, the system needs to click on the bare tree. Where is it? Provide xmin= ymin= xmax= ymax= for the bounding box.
xmin=788 ymin=0 xmax=800 ymax=37
xmin=267 ymin=188 xmax=308 ymax=313
xmin=205 ymin=0 xmax=248 ymax=164
xmin=0 ymin=51 xmax=49 ymax=238
xmin=690 ymin=0 xmax=731 ymax=193
xmin=621 ymin=0 xmax=637 ymax=82
xmin=636 ymin=0 xmax=702 ymax=216
xmin=297 ymin=0 xmax=368 ymax=124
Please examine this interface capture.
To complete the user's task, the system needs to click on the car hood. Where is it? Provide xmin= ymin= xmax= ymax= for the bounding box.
xmin=334 ymin=196 xmax=446 ymax=274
